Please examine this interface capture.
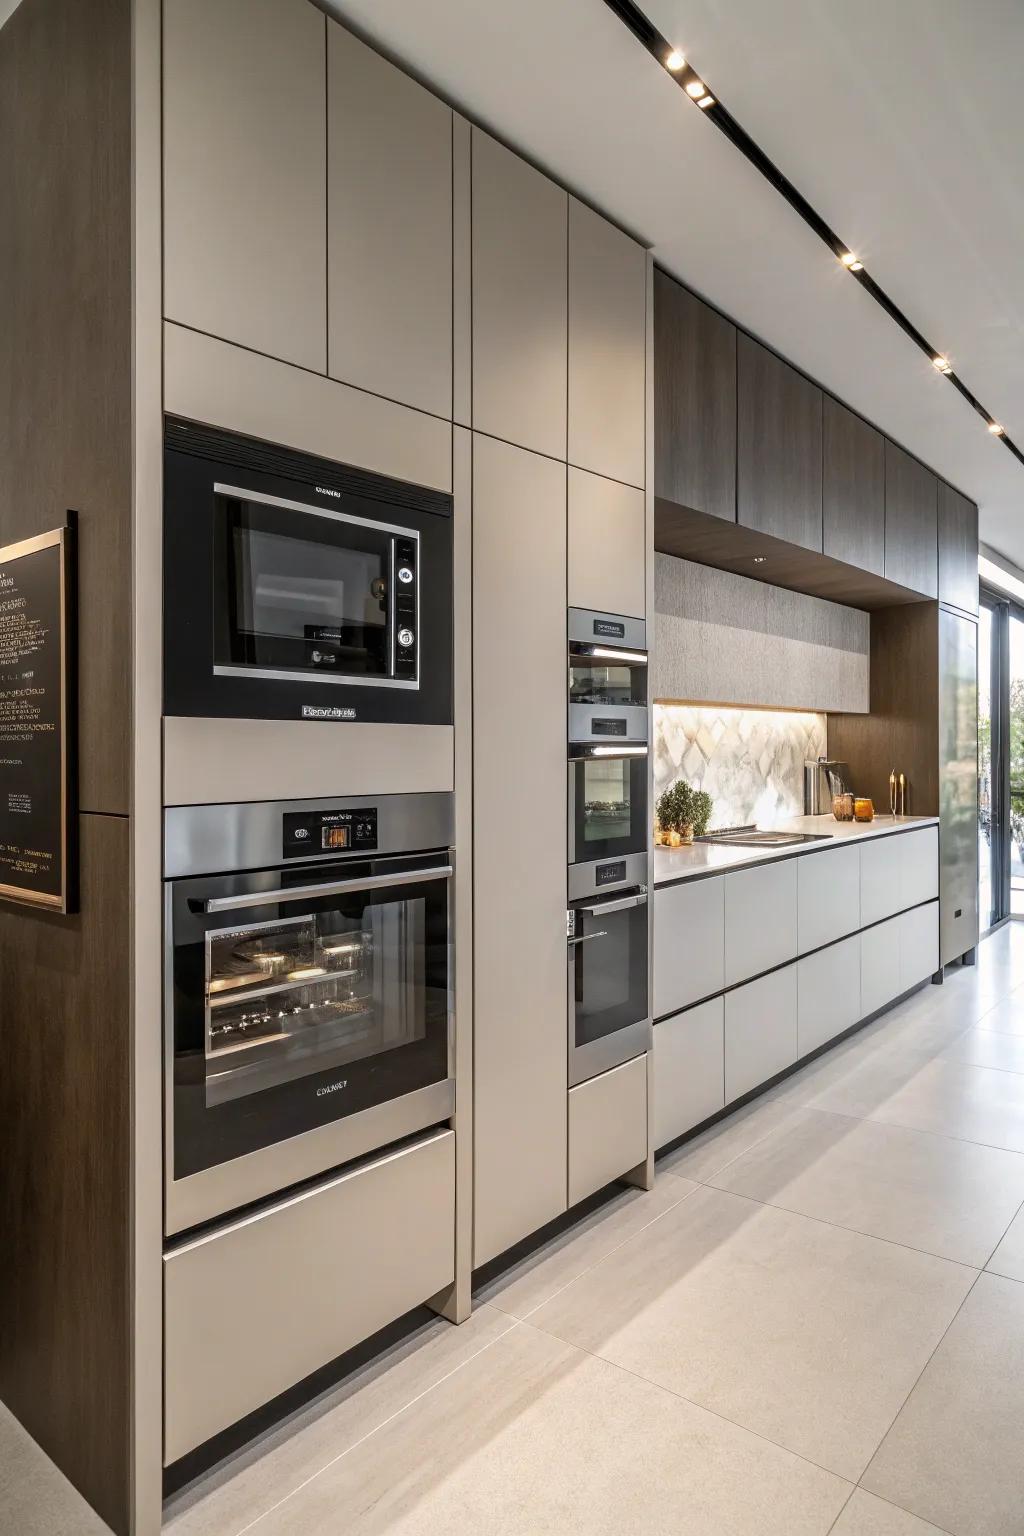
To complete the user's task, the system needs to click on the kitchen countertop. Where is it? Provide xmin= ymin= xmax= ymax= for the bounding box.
xmin=653 ymin=814 xmax=939 ymax=888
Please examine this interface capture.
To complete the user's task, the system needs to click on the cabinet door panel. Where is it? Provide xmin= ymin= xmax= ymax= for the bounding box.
xmin=327 ymin=24 xmax=452 ymax=417
xmin=724 ymin=966 xmax=798 ymax=1103
xmin=861 ymin=916 xmax=902 ymax=1016
xmin=860 ymin=836 xmax=903 ymax=927
xmin=938 ymin=482 xmax=979 ymax=614
xmin=884 ymin=440 xmax=937 ymax=596
xmin=900 ymin=827 xmax=939 ymax=911
xmin=568 ymin=469 xmax=646 ymax=619
xmin=568 ymin=1056 xmax=648 ymax=1206
xmin=473 ymin=436 xmax=567 ymax=1266
xmin=163 ymin=0 xmax=326 ymax=372
xmin=798 ymin=844 xmax=861 ymax=954
xmin=823 ymin=397 xmax=884 ymax=576
xmin=798 ymin=936 xmax=861 ymax=1057
xmin=654 ymin=876 xmax=725 ymax=1017
xmin=724 ymin=860 xmax=798 ymax=987
xmin=738 ymin=334 xmax=823 ymax=552
xmin=568 ymin=200 xmax=646 ymax=488
xmin=901 ymin=902 xmax=939 ymax=991
xmin=654 ymin=272 xmax=736 ymax=522
xmin=472 ymin=131 xmax=567 ymax=459
xmin=654 ymin=998 xmax=724 ymax=1150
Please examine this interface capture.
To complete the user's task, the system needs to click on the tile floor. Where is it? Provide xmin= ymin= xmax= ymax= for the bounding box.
xmin=6 ymin=925 xmax=1024 ymax=1534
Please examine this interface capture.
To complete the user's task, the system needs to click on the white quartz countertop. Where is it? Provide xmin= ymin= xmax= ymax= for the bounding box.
xmin=652 ymin=814 xmax=939 ymax=888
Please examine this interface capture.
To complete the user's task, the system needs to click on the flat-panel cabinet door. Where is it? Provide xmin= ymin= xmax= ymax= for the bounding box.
xmin=568 ymin=200 xmax=646 ymax=489
xmin=654 ymin=998 xmax=724 ymax=1150
xmin=653 ymin=271 xmax=737 ymax=523
xmin=472 ymin=131 xmax=567 ymax=460
xmin=724 ymin=965 xmax=798 ymax=1103
xmin=899 ymin=827 xmax=939 ymax=911
xmin=938 ymin=482 xmax=979 ymax=615
xmin=724 ymin=860 xmax=798 ymax=987
xmin=884 ymin=441 xmax=937 ymax=597
xmin=798 ymin=844 xmax=860 ymax=954
xmin=861 ymin=916 xmax=901 ymax=1016
xmin=163 ymin=0 xmax=327 ymax=372
xmin=823 ymin=397 xmax=884 ymax=577
xmin=860 ymin=836 xmax=904 ymax=927
xmin=737 ymin=334 xmax=823 ymax=552
xmin=327 ymin=24 xmax=452 ymax=417
xmin=798 ymin=935 xmax=861 ymax=1057
xmin=472 ymin=436 xmax=567 ymax=1267
xmin=568 ymin=1055 xmax=648 ymax=1206
xmin=568 ymin=469 xmax=646 ymax=620
xmin=901 ymin=902 xmax=939 ymax=991
xmin=654 ymin=876 xmax=725 ymax=1017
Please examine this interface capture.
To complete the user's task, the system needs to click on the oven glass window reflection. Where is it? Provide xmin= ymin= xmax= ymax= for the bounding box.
xmin=204 ymin=895 xmax=429 ymax=1107
xmin=570 ymin=661 xmax=642 ymax=709
xmin=582 ymin=757 xmax=632 ymax=845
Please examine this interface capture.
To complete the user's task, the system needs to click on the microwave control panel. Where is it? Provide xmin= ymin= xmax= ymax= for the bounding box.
xmin=283 ymin=807 xmax=379 ymax=859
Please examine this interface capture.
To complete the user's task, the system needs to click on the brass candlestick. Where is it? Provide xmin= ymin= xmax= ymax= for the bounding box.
xmin=889 ymin=770 xmax=897 ymax=819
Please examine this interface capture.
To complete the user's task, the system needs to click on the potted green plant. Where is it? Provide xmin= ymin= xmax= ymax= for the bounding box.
xmin=655 ymin=780 xmax=713 ymax=846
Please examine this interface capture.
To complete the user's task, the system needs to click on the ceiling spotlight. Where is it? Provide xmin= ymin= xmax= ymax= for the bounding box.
xmin=932 ymin=356 xmax=953 ymax=374
xmin=989 ymin=422 xmax=1005 ymax=435
xmin=839 ymin=251 xmax=863 ymax=272
xmin=753 ymin=556 xmax=767 ymax=564
xmin=697 ymin=94 xmax=716 ymax=109
xmin=665 ymin=49 xmax=686 ymax=72
xmin=686 ymin=79 xmax=707 ymax=97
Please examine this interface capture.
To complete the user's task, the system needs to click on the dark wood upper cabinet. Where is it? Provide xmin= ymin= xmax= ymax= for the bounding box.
xmin=937 ymin=481 xmax=979 ymax=614
xmin=654 ymin=269 xmax=736 ymax=523
xmin=884 ymin=440 xmax=938 ymax=597
xmin=737 ymin=333 xmax=823 ymax=552
xmin=822 ymin=397 xmax=884 ymax=577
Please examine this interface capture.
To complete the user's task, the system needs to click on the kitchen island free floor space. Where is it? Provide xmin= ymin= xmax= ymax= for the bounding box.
xmin=5 ymin=926 xmax=1024 ymax=1534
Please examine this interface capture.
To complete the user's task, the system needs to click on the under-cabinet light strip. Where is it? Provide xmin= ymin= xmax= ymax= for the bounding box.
xmin=601 ymin=0 xmax=1024 ymax=469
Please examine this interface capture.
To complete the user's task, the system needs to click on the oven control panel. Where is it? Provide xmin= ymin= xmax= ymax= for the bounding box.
xmin=283 ymin=807 xmax=379 ymax=859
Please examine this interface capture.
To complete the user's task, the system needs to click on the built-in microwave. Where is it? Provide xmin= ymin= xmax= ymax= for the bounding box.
xmin=163 ymin=418 xmax=453 ymax=725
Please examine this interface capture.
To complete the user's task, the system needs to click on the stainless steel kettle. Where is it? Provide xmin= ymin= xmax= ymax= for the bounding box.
xmin=804 ymin=758 xmax=852 ymax=815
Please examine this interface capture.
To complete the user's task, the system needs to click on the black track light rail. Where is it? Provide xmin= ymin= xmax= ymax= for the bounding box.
xmin=602 ymin=0 xmax=1024 ymax=468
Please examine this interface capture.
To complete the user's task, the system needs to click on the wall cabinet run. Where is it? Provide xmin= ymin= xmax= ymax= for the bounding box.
xmin=737 ymin=334 xmax=823 ymax=554
xmin=822 ymin=397 xmax=885 ymax=578
xmin=938 ymin=481 xmax=980 ymax=615
xmin=653 ymin=270 xmax=737 ymax=523
xmin=884 ymin=440 xmax=938 ymax=598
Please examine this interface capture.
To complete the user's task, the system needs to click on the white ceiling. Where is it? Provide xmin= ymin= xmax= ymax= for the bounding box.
xmin=329 ymin=0 xmax=1024 ymax=563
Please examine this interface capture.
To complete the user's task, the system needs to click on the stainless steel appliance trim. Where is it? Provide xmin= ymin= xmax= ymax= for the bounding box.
xmin=213 ymin=482 xmax=421 ymax=542
xmin=567 ymin=608 xmax=647 ymax=652
xmin=568 ymin=703 xmax=650 ymax=744
xmin=212 ymin=664 xmax=419 ymax=689
xmin=164 ymin=1076 xmax=455 ymax=1236
xmin=203 ymin=863 xmax=453 ymax=913
xmin=568 ymin=644 xmax=649 ymax=666
xmin=568 ymin=742 xmax=649 ymax=761
xmin=165 ymin=791 xmax=455 ymax=880
xmin=566 ymin=930 xmax=609 ymax=946
xmin=568 ymin=1018 xmax=652 ymax=1088
xmin=568 ymin=851 xmax=649 ymax=902
xmin=578 ymin=891 xmax=648 ymax=916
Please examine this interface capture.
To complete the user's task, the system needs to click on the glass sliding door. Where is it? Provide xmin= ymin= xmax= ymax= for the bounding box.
xmin=979 ymin=598 xmax=996 ymax=928
xmin=1011 ymin=609 xmax=1024 ymax=917
xmin=980 ymin=588 xmax=1013 ymax=929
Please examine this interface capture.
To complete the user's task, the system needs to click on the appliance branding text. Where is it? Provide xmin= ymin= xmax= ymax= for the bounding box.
xmin=316 ymin=1079 xmax=349 ymax=1098
xmin=302 ymin=705 xmax=357 ymax=721
xmin=315 ymin=485 xmax=341 ymax=498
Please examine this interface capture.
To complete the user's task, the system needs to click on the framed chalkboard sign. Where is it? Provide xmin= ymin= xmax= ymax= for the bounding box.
xmin=0 ymin=525 xmax=76 ymax=913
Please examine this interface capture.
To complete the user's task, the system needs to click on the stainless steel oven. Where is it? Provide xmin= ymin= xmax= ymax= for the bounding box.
xmin=569 ymin=743 xmax=649 ymax=864
xmin=568 ymin=609 xmax=648 ymax=745
xmin=567 ymin=854 xmax=650 ymax=1086
xmin=164 ymin=793 xmax=454 ymax=1235
xmin=163 ymin=417 xmax=453 ymax=726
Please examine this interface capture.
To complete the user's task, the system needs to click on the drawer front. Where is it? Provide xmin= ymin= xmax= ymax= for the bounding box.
xmin=798 ymin=844 xmax=861 ymax=954
xmin=861 ymin=916 xmax=902 ymax=1016
xmin=724 ymin=965 xmax=798 ymax=1104
xmin=724 ymin=861 xmax=798 ymax=987
xmin=900 ymin=827 xmax=939 ymax=911
xmin=568 ymin=1054 xmax=648 ymax=1206
xmin=164 ymin=1130 xmax=455 ymax=1464
xmin=901 ymin=900 xmax=939 ymax=991
xmin=798 ymin=935 xmax=861 ymax=1057
xmin=859 ymin=836 xmax=904 ymax=927
xmin=654 ymin=876 xmax=725 ymax=1016
xmin=653 ymin=997 xmax=724 ymax=1151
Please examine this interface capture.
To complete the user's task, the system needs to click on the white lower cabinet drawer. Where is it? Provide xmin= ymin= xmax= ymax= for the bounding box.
xmin=861 ymin=916 xmax=902 ymax=1016
xmin=653 ymin=998 xmax=724 ymax=1151
xmin=164 ymin=1129 xmax=455 ymax=1464
xmin=654 ymin=876 xmax=725 ymax=1016
xmin=568 ymin=1054 xmax=648 ymax=1207
xmin=900 ymin=827 xmax=939 ymax=910
xmin=798 ymin=935 xmax=861 ymax=1057
xmin=901 ymin=900 xmax=939 ymax=991
xmin=724 ymin=965 xmax=798 ymax=1104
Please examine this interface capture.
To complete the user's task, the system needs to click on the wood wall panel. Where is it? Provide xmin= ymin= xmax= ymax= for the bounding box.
xmin=653 ymin=271 xmax=737 ymax=523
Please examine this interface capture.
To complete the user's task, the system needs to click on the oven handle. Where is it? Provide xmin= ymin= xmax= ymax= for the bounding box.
xmin=568 ymin=743 xmax=649 ymax=761
xmin=202 ymin=864 xmax=454 ymax=914
xmin=578 ymin=891 xmax=648 ymax=916
xmin=567 ymin=930 xmax=609 ymax=947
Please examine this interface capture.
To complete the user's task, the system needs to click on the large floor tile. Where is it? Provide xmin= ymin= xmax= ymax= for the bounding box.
xmin=941 ymin=1024 xmax=1024 ymax=1073
xmin=657 ymin=1097 xmax=808 ymax=1183
xmin=969 ymin=991 xmax=1024 ymax=1037
xmin=985 ymin=1201 xmax=1024 ymax=1282
xmin=710 ymin=1105 xmax=1024 ymax=1265
xmin=475 ymin=1173 xmax=695 ymax=1319
xmin=764 ymin=1029 xmax=940 ymax=1120
xmin=867 ymin=1057 xmax=1024 ymax=1152
xmin=0 ymin=1404 xmax=112 ymax=1535
xmin=164 ymin=1305 xmax=515 ymax=1536
xmin=864 ymin=1271 xmax=1024 ymax=1536
xmin=251 ymin=1322 xmax=851 ymax=1536
xmin=831 ymin=1489 xmax=949 ymax=1535
xmin=527 ymin=1186 xmax=973 ymax=1481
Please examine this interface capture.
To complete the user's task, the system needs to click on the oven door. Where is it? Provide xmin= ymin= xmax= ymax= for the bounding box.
xmin=569 ymin=744 xmax=649 ymax=864
xmin=568 ymin=637 xmax=648 ymax=745
xmin=166 ymin=851 xmax=453 ymax=1234
xmin=568 ymin=886 xmax=650 ymax=1087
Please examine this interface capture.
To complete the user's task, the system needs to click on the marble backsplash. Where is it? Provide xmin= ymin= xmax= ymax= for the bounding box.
xmin=654 ymin=704 xmax=827 ymax=830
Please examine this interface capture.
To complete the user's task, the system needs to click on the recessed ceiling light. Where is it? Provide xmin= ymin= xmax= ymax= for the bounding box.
xmin=989 ymin=422 xmax=1005 ymax=435
xmin=932 ymin=356 xmax=953 ymax=374
xmin=665 ymin=49 xmax=686 ymax=71
xmin=685 ymin=79 xmax=706 ymax=97
xmin=697 ymin=94 xmax=715 ymax=109
xmin=753 ymin=556 xmax=767 ymax=564
xmin=839 ymin=251 xmax=864 ymax=272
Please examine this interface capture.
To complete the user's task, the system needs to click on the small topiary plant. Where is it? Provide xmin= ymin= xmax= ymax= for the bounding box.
xmin=656 ymin=780 xmax=713 ymax=836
